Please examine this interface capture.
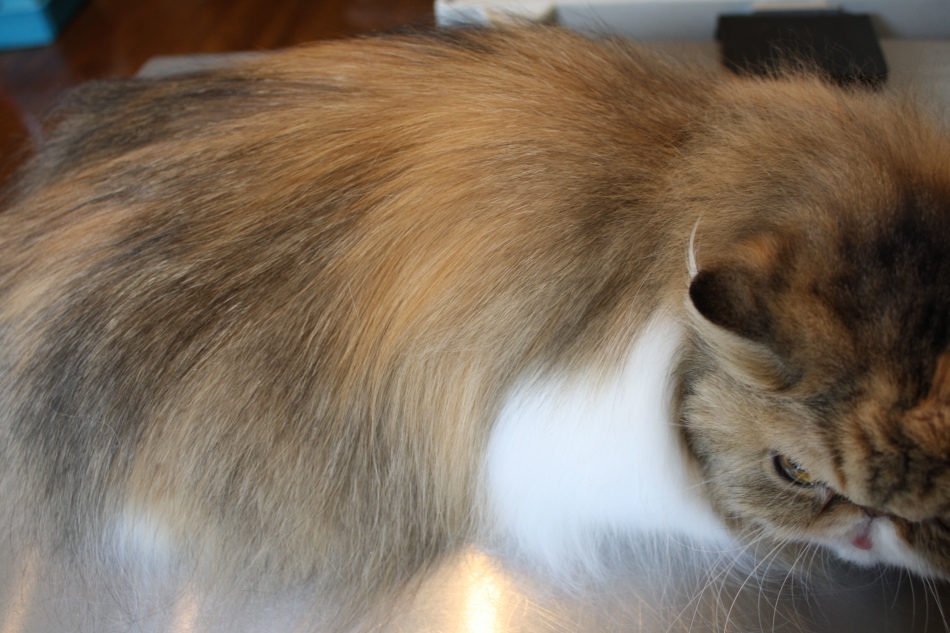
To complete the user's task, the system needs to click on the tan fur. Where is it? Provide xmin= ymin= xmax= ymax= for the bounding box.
xmin=1 ymin=25 xmax=950 ymax=626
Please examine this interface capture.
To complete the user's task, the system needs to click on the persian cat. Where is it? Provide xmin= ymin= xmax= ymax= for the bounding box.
xmin=1 ymin=25 xmax=949 ymax=625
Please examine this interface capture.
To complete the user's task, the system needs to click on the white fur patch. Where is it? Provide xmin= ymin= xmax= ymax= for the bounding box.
xmin=828 ymin=518 xmax=936 ymax=577
xmin=484 ymin=315 xmax=731 ymax=572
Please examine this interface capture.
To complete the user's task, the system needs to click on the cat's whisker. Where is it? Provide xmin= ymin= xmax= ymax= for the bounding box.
xmin=906 ymin=568 xmax=923 ymax=630
xmin=677 ymin=528 xmax=765 ymax=631
xmin=893 ymin=567 xmax=912 ymax=619
xmin=792 ymin=544 xmax=826 ymax=627
xmin=790 ymin=542 xmax=826 ymax=631
xmin=918 ymin=573 xmax=936 ymax=633
xmin=721 ymin=534 xmax=797 ymax=631
xmin=766 ymin=540 xmax=802 ymax=631
xmin=924 ymin=573 xmax=950 ymax=633
xmin=665 ymin=530 xmax=766 ymax=632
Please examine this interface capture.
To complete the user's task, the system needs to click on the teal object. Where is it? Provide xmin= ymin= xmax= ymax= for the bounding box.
xmin=0 ymin=0 xmax=88 ymax=50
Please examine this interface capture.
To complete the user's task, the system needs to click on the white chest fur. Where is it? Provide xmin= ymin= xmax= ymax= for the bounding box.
xmin=484 ymin=315 xmax=731 ymax=571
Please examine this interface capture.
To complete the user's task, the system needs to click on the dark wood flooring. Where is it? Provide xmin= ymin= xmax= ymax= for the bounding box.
xmin=0 ymin=0 xmax=435 ymax=185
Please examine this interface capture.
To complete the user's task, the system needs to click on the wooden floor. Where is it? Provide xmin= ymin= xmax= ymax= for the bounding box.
xmin=0 ymin=0 xmax=435 ymax=186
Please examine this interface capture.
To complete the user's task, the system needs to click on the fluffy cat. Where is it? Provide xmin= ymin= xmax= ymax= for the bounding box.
xmin=1 ymin=25 xmax=949 ymax=627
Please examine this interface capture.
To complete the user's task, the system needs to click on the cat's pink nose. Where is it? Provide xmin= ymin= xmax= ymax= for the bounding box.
xmin=850 ymin=511 xmax=880 ymax=550
xmin=852 ymin=534 xmax=874 ymax=550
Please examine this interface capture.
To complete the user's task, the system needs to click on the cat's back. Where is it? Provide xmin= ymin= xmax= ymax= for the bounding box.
xmin=0 ymin=27 xmax=717 ymax=606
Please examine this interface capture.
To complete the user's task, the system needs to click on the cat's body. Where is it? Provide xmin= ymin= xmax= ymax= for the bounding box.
xmin=1 ymin=26 xmax=949 ymax=625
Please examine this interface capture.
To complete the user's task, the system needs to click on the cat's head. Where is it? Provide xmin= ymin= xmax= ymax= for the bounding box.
xmin=679 ymin=108 xmax=950 ymax=576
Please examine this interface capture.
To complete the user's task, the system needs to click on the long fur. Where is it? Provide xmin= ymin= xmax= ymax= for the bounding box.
xmin=1 ymin=25 xmax=950 ymax=629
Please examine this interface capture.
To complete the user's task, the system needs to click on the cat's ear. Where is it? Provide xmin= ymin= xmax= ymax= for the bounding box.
xmin=688 ymin=267 xmax=772 ymax=344
xmin=688 ymin=266 xmax=793 ymax=389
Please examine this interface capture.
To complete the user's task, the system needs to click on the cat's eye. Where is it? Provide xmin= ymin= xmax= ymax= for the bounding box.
xmin=773 ymin=453 xmax=818 ymax=487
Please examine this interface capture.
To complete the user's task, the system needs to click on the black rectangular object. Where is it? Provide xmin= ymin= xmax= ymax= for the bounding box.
xmin=716 ymin=11 xmax=888 ymax=87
